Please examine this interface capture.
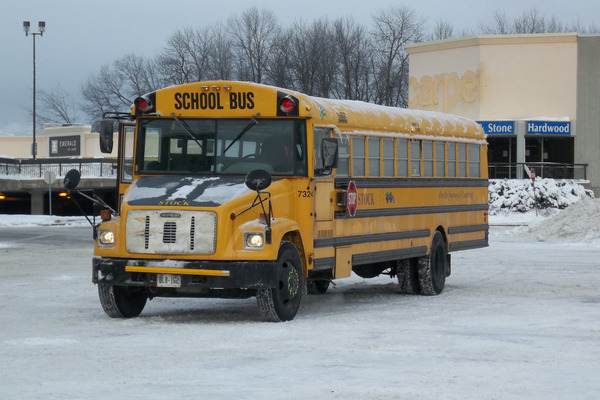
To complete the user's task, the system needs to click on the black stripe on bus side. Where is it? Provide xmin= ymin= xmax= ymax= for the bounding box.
xmin=334 ymin=177 xmax=489 ymax=189
xmin=335 ymin=203 xmax=489 ymax=219
xmin=447 ymin=224 xmax=489 ymax=235
xmin=313 ymin=229 xmax=431 ymax=249
xmin=312 ymin=246 xmax=429 ymax=271
xmin=449 ymin=239 xmax=489 ymax=252
xmin=313 ymin=257 xmax=335 ymax=271
xmin=353 ymin=246 xmax=428 ymax=266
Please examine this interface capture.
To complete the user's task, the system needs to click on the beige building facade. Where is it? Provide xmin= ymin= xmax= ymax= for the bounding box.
xmin=407 ymin=33 xmax=600 ymax=194
xmin=0 ymin=124 xmax=118 ymax=159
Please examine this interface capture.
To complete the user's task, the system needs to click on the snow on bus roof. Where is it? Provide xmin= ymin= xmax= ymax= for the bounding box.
xmin=304 ymin=95 xmax=484 ymax=140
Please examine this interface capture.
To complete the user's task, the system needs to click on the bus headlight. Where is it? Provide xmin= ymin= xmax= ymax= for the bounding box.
xmin=243 ymin=232 xmax=265 ymax=249
xmin=98 ymin=229 xmax=115 ymax=247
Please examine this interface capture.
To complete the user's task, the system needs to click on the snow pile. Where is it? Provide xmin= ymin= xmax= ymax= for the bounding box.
xmin=525 ymin=196 xmax=600 ymax=243
xmin=0 ymin=215 xmax=88 ymax=227
xmin=489 ymin=178 xmax=593 ymax=213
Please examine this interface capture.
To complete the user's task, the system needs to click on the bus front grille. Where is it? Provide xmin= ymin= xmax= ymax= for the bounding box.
xmin=126 ymin=210 xmax=216 ymax=255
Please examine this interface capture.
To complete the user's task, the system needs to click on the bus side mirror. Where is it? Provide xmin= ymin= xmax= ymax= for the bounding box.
xmin=320 ymin=138 xmax=338 ymax=174
xmin=99 ymin=119 xmax=114 ymax=154
xmin=245 ymin=169 xmax=272 ymax=191
xmin=314 ymin=138 xmax=338 ymax=176
xmin=63 ymin=169 xmax=81 ymax=190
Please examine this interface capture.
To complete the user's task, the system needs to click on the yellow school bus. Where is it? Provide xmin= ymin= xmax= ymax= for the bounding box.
xmin=82 ymin=80 xmax=488 ymax=322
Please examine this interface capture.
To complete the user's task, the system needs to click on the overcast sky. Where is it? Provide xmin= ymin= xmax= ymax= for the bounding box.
xmin=1 ymin=0 xmax=599 ymax=137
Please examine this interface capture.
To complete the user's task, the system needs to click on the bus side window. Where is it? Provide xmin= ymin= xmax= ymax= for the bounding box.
xmin=368 ymin=137 xmax=380 ymax=177
xmin=435 ymin=141 xmax=446 ymax=177
xmin=447 ymin=142 xmax=457 ymax=177
xmin=397 ymin=139 xmax=408 ymax=177
xmin=423 ymin=140 xmax=434 ymax=177
xmin=410 ymin=140 xmax=421 ymax=177
xmin=352 ymin=136 xmax=366 ymax=177
xmin=458 ymin=143 xmax=467 ymax=177
xmin=469 ymin=144 xmax=481 ymax=178
xmin=337 ymin=138 xmax=350 ymax=177
xmin=383 ymin=138 xmax=394 ymax=177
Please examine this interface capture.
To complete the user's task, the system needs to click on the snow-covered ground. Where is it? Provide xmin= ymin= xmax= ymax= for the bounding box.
xmin=1 ymin=179 xmax=599 ymax=399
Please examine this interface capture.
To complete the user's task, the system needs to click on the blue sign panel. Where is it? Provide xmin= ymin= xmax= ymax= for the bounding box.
xmin=477 ymin=121 xmax=515 ymax=135
xmin=527 ymin=121 xmax=571 ymax=135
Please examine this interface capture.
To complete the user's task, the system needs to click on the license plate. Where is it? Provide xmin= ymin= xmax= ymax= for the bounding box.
xmin=157 ymin=274 xmax=181 ymax=288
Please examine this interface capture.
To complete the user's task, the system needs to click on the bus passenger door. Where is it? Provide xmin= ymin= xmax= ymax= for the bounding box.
xmin=117 ymin=123 xmax=135 ymax=213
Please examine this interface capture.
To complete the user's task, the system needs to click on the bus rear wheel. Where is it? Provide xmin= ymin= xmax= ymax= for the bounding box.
xmin=257 ymin=242 xmax=304 ymax=322
xmin=98 ymin=283 xmax=148 ymax=318
xmin=418 ymin=231 xmax=447 ymax=296
xmin=397 ymin=258 xmax=421 ymax=294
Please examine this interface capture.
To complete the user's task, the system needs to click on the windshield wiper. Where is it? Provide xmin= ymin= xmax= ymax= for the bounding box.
xmin=171 ymin=112 xmax=204 ymax=150
xmin=222 ymin=113 xmax=260 ymax=155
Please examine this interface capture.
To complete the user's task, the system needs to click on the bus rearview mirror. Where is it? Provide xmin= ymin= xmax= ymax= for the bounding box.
xmin=63 ymin=169 xmax=81 ymax=190
xmin=99 ymin=120 xmax=114 ymax=154
xmin=245 ymin=169 xmax=272 ymax=191
xmin=322 ymin=138 xmax=338 ymax=169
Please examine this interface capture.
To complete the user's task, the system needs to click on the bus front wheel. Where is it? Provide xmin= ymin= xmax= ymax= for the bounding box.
xmin=257 ymin=241 xmax=304 ymax=322
xmin=98 ymin=283 xmax=148 ymax=318
xmin=418 ymin=231 xmax=447 ymax=296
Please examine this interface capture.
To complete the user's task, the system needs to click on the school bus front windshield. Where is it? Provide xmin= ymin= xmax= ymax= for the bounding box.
xmin=136 ymin=117 xmax=308 ymax=176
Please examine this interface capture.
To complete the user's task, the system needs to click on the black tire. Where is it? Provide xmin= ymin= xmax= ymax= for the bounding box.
xmin=397 ymin=258 xmax=421 ymax=294
xmin=98 ymin=283 xmax=147 ymax=318
xmin=257 ymin=241 xmax=304 ymax=322
xmin=307 ymin=279 xmax=330 ymax=294
xmin=418 ymin=231 xmax=447 ymax=296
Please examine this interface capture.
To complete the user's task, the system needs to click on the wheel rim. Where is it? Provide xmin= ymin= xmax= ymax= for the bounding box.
xmin=277 ymin=259 xmax=300 ymax=305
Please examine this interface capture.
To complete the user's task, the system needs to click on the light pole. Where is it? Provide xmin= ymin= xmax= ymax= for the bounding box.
xmin=23 ymin=20 xmax=45 ymax=160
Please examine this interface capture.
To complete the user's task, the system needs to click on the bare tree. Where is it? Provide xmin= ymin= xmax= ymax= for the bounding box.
xmin=479 ymin=8 xmax=570 ymax=35
xmin=229 ymin=7 xmax=280 ymax=83
xmin=370 ymin=6 xmax=425 ymax=107
xmin=430 ymin=20 xmax=455 ymax=41
xmin=208 ymin=23 xmax=234 ymax=80
xmin=158 ymin=28 xmax=211 ymax=85
xmin=265 ymin=29 xmax=292 ymax=88
xmin=81 ymin=53 xmax=159 ymax=121
xmin=37 ymin=86 xmax=79 ymax=125
xmin=478 ymin=10 xmax=512 ymax=34
xmin=115 ymin=54 xmax=159 ymax=96
xmin=332 ymin=16 xmax=373 ymax=101
xmin=81 ymin=64 xmax=129 ymax=120
xmin=287 ymin=18 xmax=336 ymax=97
xmin=513 ymin=8 xmax=551 ymax=33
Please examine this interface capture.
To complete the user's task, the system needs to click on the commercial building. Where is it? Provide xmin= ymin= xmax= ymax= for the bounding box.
xmin=0 ymin=125 xmax=118 ymax=214
xmin=0 ymin=124 xmax=117 ymax=158
xmin=407 ymin=33 xmax=600 ymax=195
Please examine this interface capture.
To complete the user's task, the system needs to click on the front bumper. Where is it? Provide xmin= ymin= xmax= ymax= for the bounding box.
xmin=92 ymin=256 xmax=279 ymax=293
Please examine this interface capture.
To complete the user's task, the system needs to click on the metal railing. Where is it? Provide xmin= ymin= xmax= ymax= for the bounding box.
xmin=488 ymin=162 xmax=587 ymax=180
xmin=0 ymin=157 xmax=118 ymax=179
